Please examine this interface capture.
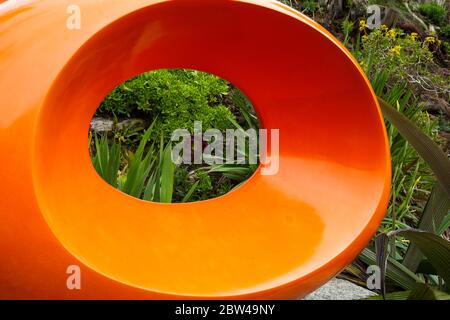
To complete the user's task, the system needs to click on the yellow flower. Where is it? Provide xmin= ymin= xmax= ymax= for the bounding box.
xmin=359 ymin=61 xmax=365 ymax=67
xmin=386 ymin=29 xmax=396 ymax=39
xmin=425 ymin=36 xmax=436 ymax=44
xmin=362 ymin=35 xmax=369 ymax=42
xmin=389 ymin=45 xmax=401 ymax=56
xmin=359 ymin=20 xmax=367 ymax=31
xmin=410 ymin=32 xmax=418 ymax=41
xmin=380 ymin=24 xmax=389 ymax=32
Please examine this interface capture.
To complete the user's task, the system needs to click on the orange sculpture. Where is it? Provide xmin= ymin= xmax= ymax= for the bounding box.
xmin=0 ymin=0 xmax=391 ymax=299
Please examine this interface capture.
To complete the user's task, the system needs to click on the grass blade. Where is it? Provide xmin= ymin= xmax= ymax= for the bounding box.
xmin=182 ymin=181 xmax=200 ymax=203
xmin=359 ymin=248 xmax=421 ymax=291
xmin=407 ymin=283 xmax=437 ymax=300
xmin=160 ymin=145 xmax=175 ymax=203
xmin=378 ymin=98 xmax=450 ymax=197
xmin=403 ymin=183 xmax=450 ymax=272
xmin=375 ymin=233 xmax=390 ymax=298
xmin=393 ymin=229 xmax=450 ymax=293
xmin=437 ymin=214 xmax=450 ymax=235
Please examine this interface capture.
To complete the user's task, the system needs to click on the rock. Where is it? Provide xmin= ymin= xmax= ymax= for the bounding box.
xmin=303 ymin=278 xmax=376 ymax=300
xmin=398 ymin=22 xmax=426 ymax=36
xmin=422 ymin=95 xmax=450 ymax=118
xmin=90 ymin=117 xmax=114 ymax=132
xmin=326 ymin=0 xmax=344 ymax=19
xmin=90 ymin=117 xmax=146 ymax=133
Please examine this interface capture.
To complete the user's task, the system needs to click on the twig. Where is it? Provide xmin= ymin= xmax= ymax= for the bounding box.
xmin=403 ymin=1 xmax=429 ymax=32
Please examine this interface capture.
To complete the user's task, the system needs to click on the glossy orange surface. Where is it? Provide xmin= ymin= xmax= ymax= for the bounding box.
xmin=0 ymin=0 xmax=391 ymax=299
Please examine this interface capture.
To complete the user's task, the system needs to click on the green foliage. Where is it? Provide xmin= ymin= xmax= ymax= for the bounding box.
xmin=121 ymin=121 xmax=158 ymax=198
xmin=302 ymin=0 xmax=318 ymax=14
xmin=91 ymin=122 xmax=176 ymax=203
xmin=358 ymin=27 xmax=436 ymax=90
xmin=440 ymin=24 xmax=450 ymax=40
xmin=440 ymin=25 xmax=450 ymax=53
xmin=354 ymin=99 xmax=450 ymax=300
xmin=91 ymin=69 xmax=261 ymax=203
xmin=355 ymin=26 xmax=447 ymax=254
xmin=91 ymin=128 xmax=258 ymax=203
xmin=90 ymin=132 xmax=121 ymax=188
xmin=172 ymin=167 xmax=217 ymax=202
xmin=277 ymin=0 xmax=450 ymax=300
xmin=442 ymin=41 xmax=450 ymax=54
xmin=403 ymin=184 xmax=450 ymax=271
xmin=192 ymin=170 xmax=214 ymax=201
xmin=99 ymin=69 xmax=234 ymax=142
xmin=379 ymin=98 xmax=450 ymax=198
xmin=354 ymin=24 xmax=449 ymax=96
xmin=419 ymin=3 xmax=447 ymax=26
xmin=368 ymin=72 xmax=439 ymax=249
xmin=341 ymin=18 xmax=355 ymax=46
xmin=345 ymin=23 xmax=450 ymax=300
xmin=278 ymin=1 xmax=317 ymax=13
xmin=374 ymin=229 xmax=450 ymax=299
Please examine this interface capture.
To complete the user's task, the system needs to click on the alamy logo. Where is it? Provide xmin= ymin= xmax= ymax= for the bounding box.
xmin=66 ymin=265 xmax=81 ymax=290
xmin=367 ymin=5 xmax=382 ymax=30
xmin=66 ymin=4 xmax=81 ymax=30
xmin=366 ymin=265 xmax=381 ymax=290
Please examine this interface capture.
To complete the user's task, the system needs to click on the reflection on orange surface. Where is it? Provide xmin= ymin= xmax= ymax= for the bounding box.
xmin=1 ymin=0 xmax=390 ymax=299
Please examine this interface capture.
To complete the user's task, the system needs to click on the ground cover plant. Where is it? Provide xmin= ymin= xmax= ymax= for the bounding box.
xmin=90 ymin=69 xmax=260 ymax=203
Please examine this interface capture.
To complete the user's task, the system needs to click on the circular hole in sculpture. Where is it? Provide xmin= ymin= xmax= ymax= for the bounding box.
xmin=88 ymin=69 xmax=261 ymax=203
